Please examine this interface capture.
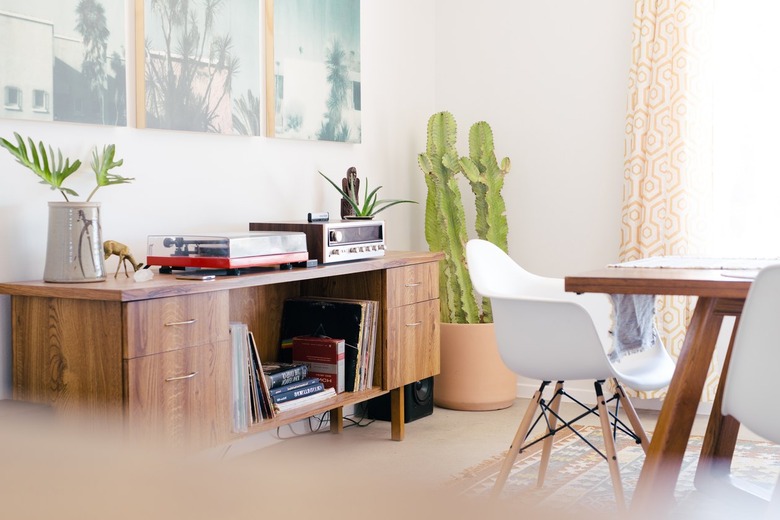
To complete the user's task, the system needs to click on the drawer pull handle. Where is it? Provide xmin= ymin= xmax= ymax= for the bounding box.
xmin=164 ymin=318 xmax=197 ymax=327
xmin=405 ymin=321 xmax=422 ymax=327
xmin=404 ymin=282 xmax=422 ymax=288
xmin=165 ymin=371 xmax=198 ymax=382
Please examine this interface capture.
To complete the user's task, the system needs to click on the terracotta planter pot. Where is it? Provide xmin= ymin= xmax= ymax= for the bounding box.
xmin=434 ymin=322 xmax=516 ymax=411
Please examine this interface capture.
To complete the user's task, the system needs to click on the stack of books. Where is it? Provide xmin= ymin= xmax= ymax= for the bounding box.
xmin=278 ymin=297 xmax=379 ymax=392
xmin=229 ymin=323 xmax=338 ymax=432
xmin=262 ymin=362 xmax=336 ymax=412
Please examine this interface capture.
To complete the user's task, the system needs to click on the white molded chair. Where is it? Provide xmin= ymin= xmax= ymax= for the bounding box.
xmin=466 ymin=239 xmax=676 ymax=509
xmin=720 ymin=264 xmax=780 ymax=517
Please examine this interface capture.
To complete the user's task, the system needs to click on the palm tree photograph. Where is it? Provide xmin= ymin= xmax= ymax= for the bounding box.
xmin=142 ymin=0 xmax=261 ymax=135
xmin=270 ymin=0 xmax=361 ymax=143
xmin=0 ymin=0 xmax=127 ymax=126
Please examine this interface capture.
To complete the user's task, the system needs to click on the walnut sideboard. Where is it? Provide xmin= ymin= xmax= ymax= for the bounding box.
xmin=0 ymin=251 xmax=442 ymax=449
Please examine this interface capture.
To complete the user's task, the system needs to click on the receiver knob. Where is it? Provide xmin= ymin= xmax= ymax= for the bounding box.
xmin=329 ymin=230 xmax=343 ymax=242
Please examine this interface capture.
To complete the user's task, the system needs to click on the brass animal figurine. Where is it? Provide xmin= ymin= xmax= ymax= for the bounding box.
xmin=103 ymin=240 xmax=143 ymax=278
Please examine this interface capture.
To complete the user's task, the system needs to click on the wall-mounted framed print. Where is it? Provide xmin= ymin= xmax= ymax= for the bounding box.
xmin=266 ymin=0 xmax=361 ymax=143
xmin=0 ymin=0 xmax=128 ymax=126
xmin=137 ymin=0 xmax=261 ymax=135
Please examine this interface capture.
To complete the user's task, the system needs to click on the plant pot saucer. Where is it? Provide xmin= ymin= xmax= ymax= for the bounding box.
xmin=343 ymin=216 xmax=374 ymax=220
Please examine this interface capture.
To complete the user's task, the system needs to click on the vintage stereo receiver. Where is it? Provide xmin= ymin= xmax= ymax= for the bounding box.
xmin=249 ymin=220 xmax=385 ymax=264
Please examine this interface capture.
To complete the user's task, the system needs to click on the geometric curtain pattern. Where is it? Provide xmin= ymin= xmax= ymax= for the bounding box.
xmin=620 ymin=0 xmax=718 ymax=401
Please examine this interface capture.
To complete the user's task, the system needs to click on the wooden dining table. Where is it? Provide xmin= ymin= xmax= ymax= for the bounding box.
xmin=565 ymin=266 xmax=754 ymax=513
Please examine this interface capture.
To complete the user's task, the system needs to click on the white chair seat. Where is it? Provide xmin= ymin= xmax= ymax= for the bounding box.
xmin=611 ymin=348 xmax=677 ymax=391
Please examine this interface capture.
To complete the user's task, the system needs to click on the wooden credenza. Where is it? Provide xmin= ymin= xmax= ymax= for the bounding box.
xmin=0 ymin=251 xmax=442 ymax=449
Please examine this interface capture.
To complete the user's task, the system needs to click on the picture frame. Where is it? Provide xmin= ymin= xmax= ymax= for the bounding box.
xmin=265 ymin=0 xmax=361 ymax=143
xmin=136 ymin=0 xmax=262 ymax=135
xmin=0 ymin=0 xmax=128 ymax=126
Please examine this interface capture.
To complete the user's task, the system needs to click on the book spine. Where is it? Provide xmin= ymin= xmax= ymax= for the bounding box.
xmin=265 ymin=365 xmax=308 ymax=389
xmin=274 ymin=387 xmax=337 ymax=413
xmin=301 ymin=359 xmax=345 ymax=393
xmin=268 ymin=377 xmax=321 ymax=397
xmin=292 ymin=338 xmax=345 ymax=360
xmin=229 ymin=322 xmax=250 ymax=433
xmin=271 ymin=382 xmax=325 ymax=404
xmin=247 ymin=331 xmax=275 ymax=420
xmin=307 ymin=370 xmax=345 ymax=394
xmin=300 ymin=361 xmax=341 ymax=374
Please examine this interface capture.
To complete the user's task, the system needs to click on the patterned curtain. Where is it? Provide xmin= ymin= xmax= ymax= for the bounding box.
xmin=620 ymin=0 xmax=719 ymax=400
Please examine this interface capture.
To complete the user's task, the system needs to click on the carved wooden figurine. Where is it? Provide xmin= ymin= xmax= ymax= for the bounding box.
xmin=103 ymin=240 xmax=143 ymax=278
xmin=341 ymin=166 xmax=359 ymax=218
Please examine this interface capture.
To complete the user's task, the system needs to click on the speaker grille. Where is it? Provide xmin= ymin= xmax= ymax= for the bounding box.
xmin=366 ymin=377 xmax=434 ymax=423
xmin=411 ymin=378 xmax=433 ymax=405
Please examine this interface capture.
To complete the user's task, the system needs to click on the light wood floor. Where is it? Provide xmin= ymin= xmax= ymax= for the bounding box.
xmin=2 ymin=397 xmax=769 ymax=520
xmin=228 ymin=398 xmax=773 ymax=519
xmin=235 ymin=397 xmax=762 ymax=486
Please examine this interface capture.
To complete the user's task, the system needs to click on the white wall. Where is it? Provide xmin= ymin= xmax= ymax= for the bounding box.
xmin=0 ymin=1 xmax=637 ymax=403
xmin=435 ymin=0 xmax=633 ymax=277
xmin=0 ymin=0 xmax=437 ymax=398
xmin=434 ymin=0 xmax=635 ymax=401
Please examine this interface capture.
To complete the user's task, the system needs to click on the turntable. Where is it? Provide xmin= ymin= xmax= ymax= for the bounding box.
xmin=146 ymin=231 xmax=309 ymax=273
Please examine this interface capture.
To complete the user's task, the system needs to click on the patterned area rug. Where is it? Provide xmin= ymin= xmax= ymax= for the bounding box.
xmin=447 ymin=425 xmax=780 ymax=519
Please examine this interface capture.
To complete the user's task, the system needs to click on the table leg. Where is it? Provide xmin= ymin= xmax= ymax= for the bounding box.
xmin=390 ymin=387 xmax=405 ymax=441
xmin=329 ymin=406 xmax=344 ymax=434
xmin=695 ymin=316 xmax=742 ymax=489
xmin=630 ymin=297 xmax=725 ymax=513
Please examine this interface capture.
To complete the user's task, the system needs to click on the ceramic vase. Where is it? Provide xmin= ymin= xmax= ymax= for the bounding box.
xmin=43 ymin=201 xmax=105 ymax=283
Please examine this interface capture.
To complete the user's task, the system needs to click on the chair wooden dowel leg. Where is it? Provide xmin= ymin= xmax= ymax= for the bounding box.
xmin=492 ymin=385 xmax=546 ymax=498
xmin=596 ymin=381 xmax=626 ymax=511
xmin=537 ymin=381 xmax=563 ymax=488
xmin=614 ymin=380 xmax=650 ymax=453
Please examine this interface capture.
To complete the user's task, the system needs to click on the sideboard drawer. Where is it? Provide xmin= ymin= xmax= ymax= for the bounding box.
xmin=124 ymin=340 xmax=232 ymax=448
xmin=125 ymin=292 xmax=230 ymax=358
xmin=386 ymin=263 xmax=438 ymax=308
xmin=385 ymin=299 xmax=440 ymax=388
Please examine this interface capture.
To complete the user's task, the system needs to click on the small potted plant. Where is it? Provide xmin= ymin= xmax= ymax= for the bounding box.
xmin=0 ymin=132 xmax=133 ymax=282
xmin=318 ymin=168 xmax=416 ymax=219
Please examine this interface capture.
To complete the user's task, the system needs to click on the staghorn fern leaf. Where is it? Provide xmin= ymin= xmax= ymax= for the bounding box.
xmin=1 ymin=134 xmax=132 ymax=202
xmin=86 ymin=144 xmax=133 ymax=201
xmin=0 ymin=132 xmax=81 ymax=200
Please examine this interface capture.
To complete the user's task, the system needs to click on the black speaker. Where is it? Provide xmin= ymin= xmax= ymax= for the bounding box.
xmin=366 ymin=377 xmax=434 ymax=423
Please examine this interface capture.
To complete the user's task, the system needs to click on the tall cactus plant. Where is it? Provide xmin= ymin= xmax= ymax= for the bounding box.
xmin=460 ymin=121 xmax=511 ymax=322
xmin=418 ymin=112 xmax=479 ymax=324
xmin=418 ymin=111 xmax=511 ymax=324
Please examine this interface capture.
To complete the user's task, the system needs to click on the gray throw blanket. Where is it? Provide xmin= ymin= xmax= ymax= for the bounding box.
xmin=608 ymin=294 xmax=658 ymax=362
